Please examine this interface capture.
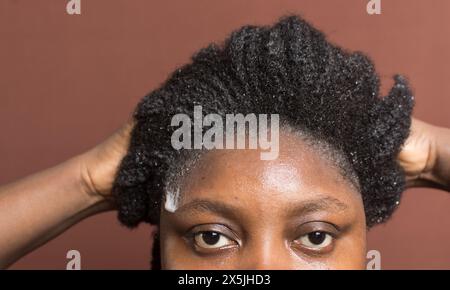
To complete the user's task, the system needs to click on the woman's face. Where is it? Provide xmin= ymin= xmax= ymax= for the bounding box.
xmin=159 ymin=131 xmax=367 ymax=269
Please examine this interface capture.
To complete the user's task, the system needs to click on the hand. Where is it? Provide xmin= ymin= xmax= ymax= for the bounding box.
xmin=397 ymin=118 xmax=439 ymax=188
xmin=79 ymin=120 xmax=134 ymax=201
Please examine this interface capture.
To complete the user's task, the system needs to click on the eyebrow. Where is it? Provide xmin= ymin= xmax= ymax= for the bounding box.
xmin=285 ymin=196 xmax=349 ymax=218
xmin=174 ymin=195 xmax=349 ymax=218
xmin=175 ymin=198 xmax=240 ymax=220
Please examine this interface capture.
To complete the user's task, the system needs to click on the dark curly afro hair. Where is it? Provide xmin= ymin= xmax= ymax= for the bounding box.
xmin=112 ymin=15 xmax=414 ymax=233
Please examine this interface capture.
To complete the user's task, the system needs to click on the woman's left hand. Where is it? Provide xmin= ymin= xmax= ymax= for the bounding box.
xmin=398 ymin=118 xmax=435 ymax=187
xmin=398 ymin=118 xmax=449 ymax=191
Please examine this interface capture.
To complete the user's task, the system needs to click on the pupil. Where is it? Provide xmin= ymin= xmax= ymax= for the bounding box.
xmin=202 ymin=232 xmax=220 ymax=245
xmin=308 ymin=232 xmax=326 ymax=245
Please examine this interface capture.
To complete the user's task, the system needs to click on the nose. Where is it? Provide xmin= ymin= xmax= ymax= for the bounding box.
xmin=238 ymin=238 xmax=295 ymax=270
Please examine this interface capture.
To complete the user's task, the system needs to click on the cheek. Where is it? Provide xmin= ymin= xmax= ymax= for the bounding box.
xmin=160 ymin=235 xmax=195 ymax=270
xmin=160 ymin=239 xmax=235 ymax=270
xmin=160 ymin=236 xmax=368 ymax=270
xmin=329 ymin=227 xmax=367 ymax=269
xmin=334 ymin=210 xmax=367 ymax=269
xmin=159 ymin=220 xmax=229 ymax=270
xmin=159 ymin=224 xmax=188 ymax=270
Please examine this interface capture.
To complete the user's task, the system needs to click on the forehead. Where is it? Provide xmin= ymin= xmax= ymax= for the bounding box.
xmin=175 ymin=130 xmax=362 ymax=215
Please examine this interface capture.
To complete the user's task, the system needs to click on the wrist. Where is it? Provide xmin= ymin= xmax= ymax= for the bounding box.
xmin=427 ymin=125 xmax=450 ymax=191
xmin=418 ymin=123 xmax=449 ymax=191
xmin=75 ymin=152 xmax=115 ymax=211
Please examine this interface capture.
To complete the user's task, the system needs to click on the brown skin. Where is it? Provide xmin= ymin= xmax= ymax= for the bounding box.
xmin=0 ymin=121 xmax=133 ymax=268
xmin=398 ymin=119 xmax=450 ymax=190
xmin=160 ymin=131 xmax=367 ymax=269
xmin=0 ymin=118 xmax=448 ymax=268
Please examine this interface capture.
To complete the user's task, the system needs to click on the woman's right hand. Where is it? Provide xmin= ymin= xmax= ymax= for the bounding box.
xmin=0 ymin=119 xmax=134 ymax=268
xmin=78 ymin=120 xmax=134 ymax=203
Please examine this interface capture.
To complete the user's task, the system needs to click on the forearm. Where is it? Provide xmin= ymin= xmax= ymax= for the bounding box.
xmin=0 ymin=154 xmax=112 ymax=269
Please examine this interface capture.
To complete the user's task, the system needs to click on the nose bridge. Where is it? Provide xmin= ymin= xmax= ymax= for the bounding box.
xmin=239 ymin=229 xmax=293 ymax=270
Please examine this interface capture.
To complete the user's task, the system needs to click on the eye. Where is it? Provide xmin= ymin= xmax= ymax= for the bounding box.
xmin=292 ymin=221 xmax=339 ymax=255
xmin=298 ymin=231 xmax=333 ymax=250
xmin=194 ymin=231 xmax=236 ymax=249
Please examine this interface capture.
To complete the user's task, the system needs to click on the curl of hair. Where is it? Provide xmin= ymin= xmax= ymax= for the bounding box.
xmin=112 ymin=15 xmax=414 ymax=230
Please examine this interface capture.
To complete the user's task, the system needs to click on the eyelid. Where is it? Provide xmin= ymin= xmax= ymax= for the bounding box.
xmin=185 ymin=223 xmax=241 ymax=246
xmin=294 ymin=221 xmax=340 ymax=238
xmin=290 ymin=221 xmax=339 ymax=256
xmin=194 ymin=232 xmax=237 ymax=250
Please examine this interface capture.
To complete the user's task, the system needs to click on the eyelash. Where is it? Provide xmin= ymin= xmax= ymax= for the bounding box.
xmin=292 ymin=222 xmax=340 ymax=255
xmin=186 ymin=223 xmax=339 ymax=256
xmin=294 ymin=231 xmax=335 ymax=253
xmin=193 ymin=231 xmax=236 ymax=249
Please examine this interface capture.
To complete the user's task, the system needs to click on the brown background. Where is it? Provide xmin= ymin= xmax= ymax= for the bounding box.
xmin=1 ymin=0 xmax=449 ymax=269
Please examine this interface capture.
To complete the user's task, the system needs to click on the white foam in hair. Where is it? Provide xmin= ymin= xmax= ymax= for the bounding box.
xmin=163 ymin=150 xmax=203 ymax=213
xmin=164 ymin=188 xmax=181 ymax=213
